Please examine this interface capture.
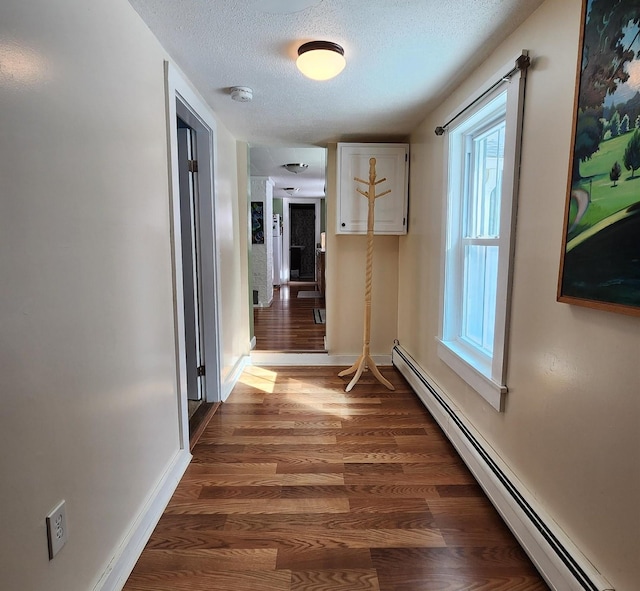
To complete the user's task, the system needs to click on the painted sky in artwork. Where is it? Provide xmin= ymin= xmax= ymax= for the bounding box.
xmin=603 ymin=21 xmax=640 ymax=106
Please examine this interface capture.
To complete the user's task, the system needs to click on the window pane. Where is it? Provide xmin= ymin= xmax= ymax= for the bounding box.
xmin=462 ymin=245 xmax=498 ymax=354
xmin=465 ymin=121 xmax=505 ymax=239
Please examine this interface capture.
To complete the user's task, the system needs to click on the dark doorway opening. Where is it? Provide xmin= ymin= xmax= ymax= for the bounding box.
xmin=289 ymin=204 xmax=316 ymax=281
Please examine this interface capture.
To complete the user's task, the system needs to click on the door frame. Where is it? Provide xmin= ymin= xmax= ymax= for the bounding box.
xmin=176 ymin=125 xmax=205 ymax=402
xmin=166 ymin=61 xmax=222 ymax=449
xmin=282 ymin=197 xmax=321 ymax=283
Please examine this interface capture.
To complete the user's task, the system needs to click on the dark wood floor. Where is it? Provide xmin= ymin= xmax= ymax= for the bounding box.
xmin=123 ymin=366 xmax=549 ymax=591
xmin=254 ymin=282 xmax=326 ymax=352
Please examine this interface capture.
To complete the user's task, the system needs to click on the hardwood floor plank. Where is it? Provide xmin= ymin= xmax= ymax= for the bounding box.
xmin=276 ymin=462 xmax=346 ymax=474
xmin=131 ymin=548 xmax=278 ymax=573
xmin=342 ymin=451 xmax=452 ymax=464
xmin=290 ymin=569 xmax=381 ymax=591
xmin=370 ymin=545 xmax=535 ymax=571
xmin=348 ymin=498 xmax=432 ymax=513
xmin=197 ymin=435 xmax=339 ymax=445
xmin=199 ymin=485 xmax=283 ymax=499
xmin=150 ymin=514 xmax=228 ymax=533
xmin=181 ymin=473 xmax=346 ymax=487
xmin=223 ymin=512 xmax=435 ymax=532
xmin=276 ymin=548 xmax=373 ymax=570
xmin=123 ymin=366 xmax=549 ymax=591
xmin=164 ymin=498 xmax=351 ymax=515
xmin=124 ymin=569 xmax=292 ymax=591
xmin=376 ymin=571 xmax=548 ymax=591
xmin=183 ymin=462 xmax=278 ymax=475
xmin=343 ymin=462 xmax=404 ymax=475
xmin=346 ymin=465 xmax=476 ymax=486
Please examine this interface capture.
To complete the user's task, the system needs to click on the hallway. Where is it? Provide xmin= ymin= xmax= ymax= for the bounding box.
xmin=123 ymin=365 xmax=549 ymax=591
xmin=253 ymin=282 xmax=326 ymax=352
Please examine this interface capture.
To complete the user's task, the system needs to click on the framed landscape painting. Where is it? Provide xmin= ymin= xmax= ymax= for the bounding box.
xmin=558 ymin=0 xmax=640 ymax=316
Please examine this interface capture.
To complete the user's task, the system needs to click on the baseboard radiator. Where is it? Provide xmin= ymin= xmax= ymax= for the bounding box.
xmin=392 ymin=345 xmax=614 ymax=591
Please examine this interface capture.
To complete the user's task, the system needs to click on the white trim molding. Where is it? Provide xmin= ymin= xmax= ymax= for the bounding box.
xmin=93 ymin=450 xmax=191 ymax=591
xmin=437 ymin=339 xmax=506 ymax=411
xmin=392 ymin=344 xmax=614 ymax=591
xmin=165 ymin=60 xmax=224 ymax=442
xmin=438 ymin=52 xmax=528 ymax=412
xmin=221 ymin=354 xmax=251 ymax=401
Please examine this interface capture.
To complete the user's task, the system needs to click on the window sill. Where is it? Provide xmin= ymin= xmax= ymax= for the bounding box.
xmin=437 ymin=339 xmax=506 ymax=411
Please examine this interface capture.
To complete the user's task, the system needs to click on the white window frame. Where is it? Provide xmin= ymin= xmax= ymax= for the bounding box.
xmin=438 ymin=54 xmax=527 ymax=411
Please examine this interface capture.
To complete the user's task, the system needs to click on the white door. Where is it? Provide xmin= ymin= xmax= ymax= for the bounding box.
xmin=177 ymin=124 xmax=205 ymax=402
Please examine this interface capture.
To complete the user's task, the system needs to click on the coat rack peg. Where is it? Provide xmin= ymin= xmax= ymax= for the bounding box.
xmin=338 ymin=157 xmax=395 ymax=392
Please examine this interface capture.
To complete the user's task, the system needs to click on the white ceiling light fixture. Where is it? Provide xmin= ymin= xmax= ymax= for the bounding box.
xmin=283 ymin=187 xmax=299 ymax=195
xmin=296 ymin=41 xmax=346 ymax=81
xmin=230 ymin=86 xmax=253 ymax=102
xmin=283 ymin=163 xmax=308 ymax=174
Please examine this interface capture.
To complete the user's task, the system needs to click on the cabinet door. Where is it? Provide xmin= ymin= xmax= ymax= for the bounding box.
xmin=337 ymin=144 xmax=408 ymax=234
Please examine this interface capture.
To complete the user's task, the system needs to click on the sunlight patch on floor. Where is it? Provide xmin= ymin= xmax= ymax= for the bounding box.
xmin=239 ymin=366 xmax=279 ymax=393
xmin=238 ymin=366 xmax=378 ymax=417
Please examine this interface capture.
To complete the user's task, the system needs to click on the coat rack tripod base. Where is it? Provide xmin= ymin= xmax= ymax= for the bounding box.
xmin=339 ymin=157 xmax=395 ymax=393
xmin=338 ymin=352 xmax=395 ymax=392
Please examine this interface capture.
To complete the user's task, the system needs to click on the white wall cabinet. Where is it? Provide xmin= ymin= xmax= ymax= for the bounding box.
xmin=336 ymin=143 xmax=409 ymax=234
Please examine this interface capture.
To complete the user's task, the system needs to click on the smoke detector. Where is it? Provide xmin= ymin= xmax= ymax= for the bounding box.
xmin=230 ymin=86 xmax=253 ymax=102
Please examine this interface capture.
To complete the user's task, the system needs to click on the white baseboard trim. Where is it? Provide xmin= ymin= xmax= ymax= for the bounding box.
xmin=250 ymin=352 xmax=392 ymax=367
xmin=221 ymin=354 xmax=251 ymax=401
xmin=93 ymin=448 xmax=191 ymax=591
xmin=392 ymin=345 xmax=614 ymax=591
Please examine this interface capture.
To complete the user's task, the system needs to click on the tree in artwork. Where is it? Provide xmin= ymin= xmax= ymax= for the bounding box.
xmin=609 ymin=161 xmax=621 ymax=186
xmin=623 ymin=129 xmax=640 ymax=178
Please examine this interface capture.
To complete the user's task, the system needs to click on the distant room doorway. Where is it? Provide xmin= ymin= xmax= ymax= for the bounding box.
xmin=289 ymin=203 xmax=316 ymax=281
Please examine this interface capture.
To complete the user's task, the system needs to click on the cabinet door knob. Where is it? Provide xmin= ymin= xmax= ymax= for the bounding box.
xmin=341 ymin=222 xmax=346 ymax=227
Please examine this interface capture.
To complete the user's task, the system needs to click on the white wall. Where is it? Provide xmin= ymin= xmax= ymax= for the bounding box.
xmin=0 ymin=0 xmax=247 ymax=588
xmin=216 ymin=130 xmax=251 ymax=387
xmin=235 ymin=141 xmax=253 ymax=353
xmin=398 ymin=0 xmax=640 ymax=589
xmin=250 ymin=178 xmax=274 ymax=307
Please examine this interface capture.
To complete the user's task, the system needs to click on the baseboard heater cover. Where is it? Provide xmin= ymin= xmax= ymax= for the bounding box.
xmin=392 ymin=345 xmax=613 ymax=591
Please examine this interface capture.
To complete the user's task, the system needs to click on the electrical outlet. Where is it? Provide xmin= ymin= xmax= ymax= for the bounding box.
xmin=46 ymin=500 xmax=68 ymax=559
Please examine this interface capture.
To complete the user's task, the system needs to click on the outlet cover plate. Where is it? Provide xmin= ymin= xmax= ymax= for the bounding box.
xmin=46 ymin=500 xmax=68 ymax=559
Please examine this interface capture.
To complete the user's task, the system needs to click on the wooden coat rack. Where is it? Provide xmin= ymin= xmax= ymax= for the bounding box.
xmin=339 ymin=158 xmax=395 ymax=392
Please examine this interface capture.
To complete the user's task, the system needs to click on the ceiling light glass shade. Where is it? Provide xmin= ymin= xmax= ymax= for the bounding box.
xmin=284 ymin=163 xmax=308 ymax=173
xmin=296 ymin=41 xmax=346 ymax=81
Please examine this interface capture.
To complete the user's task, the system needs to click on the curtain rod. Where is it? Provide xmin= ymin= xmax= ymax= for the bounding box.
xmin=434 ymin=53 xmax=530 ymax=136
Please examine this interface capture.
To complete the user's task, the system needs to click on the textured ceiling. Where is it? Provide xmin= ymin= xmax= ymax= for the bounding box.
xmin=250 ymin=146 xmax=327 ymax=198
xmin=128 ymin=0 xmax=544 ymax=193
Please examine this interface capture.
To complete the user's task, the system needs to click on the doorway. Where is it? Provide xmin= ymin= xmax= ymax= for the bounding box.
xmin=248 ymin=146 xmax=327 ymax=353
xmin=253 ymin=196 xmax=325 ymax=352
xmin=282 ymin=197 xmax=322 ymax=284
xmin=174 ymin=101 xmax=222 ymax=411
xmin=176 ymin=119 xmax=205 ymax=407
xmin=167 ymin=61 xmax=223 ymax=450
xmin=289 ymin=203 xmax=316 ymax=281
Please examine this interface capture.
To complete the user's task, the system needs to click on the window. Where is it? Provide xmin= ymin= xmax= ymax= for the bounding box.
xmin=438 ymin=57 xmax=527 ymax=411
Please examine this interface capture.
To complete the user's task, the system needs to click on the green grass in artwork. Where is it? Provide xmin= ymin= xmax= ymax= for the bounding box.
xmin=569 ymin=131 xmax=640 ymax=239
